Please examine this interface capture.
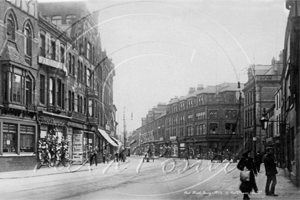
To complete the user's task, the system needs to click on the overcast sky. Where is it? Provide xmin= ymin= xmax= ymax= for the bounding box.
xmin=39 ymin=0 xmax=289 ymax=134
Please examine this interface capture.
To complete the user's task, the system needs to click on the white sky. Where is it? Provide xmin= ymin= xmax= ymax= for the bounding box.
xmin=39 ymin=0 xmax=289 ymax=134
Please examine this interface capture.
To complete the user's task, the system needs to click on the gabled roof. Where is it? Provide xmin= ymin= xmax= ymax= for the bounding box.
xmin=0 ymin=41 xmax=30 ymax=67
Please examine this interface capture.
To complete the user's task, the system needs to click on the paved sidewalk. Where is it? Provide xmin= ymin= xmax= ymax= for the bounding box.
xmin=253 ymin=165 xmax=300 ymax=199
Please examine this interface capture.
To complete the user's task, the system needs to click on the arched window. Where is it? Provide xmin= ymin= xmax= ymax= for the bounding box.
xmin=24 ymin=24 xmax=32 ymax=56
xmin=66 ymin=15 xmax=76 ymax=25
xmin=7 ymin=14 xmax=15 ymax=40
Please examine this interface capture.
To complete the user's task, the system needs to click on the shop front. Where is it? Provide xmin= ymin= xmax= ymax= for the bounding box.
xmin=0 ymin=117 xmax=38 ymax=172
xmin=97 ymin=128 xmax=118 ymax=157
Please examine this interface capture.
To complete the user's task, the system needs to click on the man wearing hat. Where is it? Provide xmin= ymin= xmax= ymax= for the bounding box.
xmin=263 ymin=147 xmax=278 ymax=196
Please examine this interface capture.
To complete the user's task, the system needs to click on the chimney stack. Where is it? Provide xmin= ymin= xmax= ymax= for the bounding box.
xmin=188 ymin=87 xmax=195 ymax=94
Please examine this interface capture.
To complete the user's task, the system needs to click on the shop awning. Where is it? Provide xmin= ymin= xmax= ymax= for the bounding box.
xmin=111 ymin=136 xmax=122 ymax=146
xmin=97 ymin=129 xmax=118 ymax=147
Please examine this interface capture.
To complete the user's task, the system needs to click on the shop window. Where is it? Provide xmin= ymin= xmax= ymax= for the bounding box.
xmin=24 ymin=24 xmax=32 ymax=57
xmin=20 ymin=125 xmax=34 ymax=152
xmin=3 ymin=123 xmax=17 ymax=153
xmin=209 ymin=123 xmax=218 ymax=134
xmin=6 ymin=14 xmax=15 ymax=40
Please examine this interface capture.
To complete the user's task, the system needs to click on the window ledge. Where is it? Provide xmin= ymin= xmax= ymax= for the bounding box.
xmin=1 ymin=153 xmax=36 ymax=157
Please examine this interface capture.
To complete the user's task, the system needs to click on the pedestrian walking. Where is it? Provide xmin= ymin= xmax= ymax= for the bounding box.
xmin=237 ymin=150 xmax=258 ymax=200
xmin=89 ymin=146 xmax=98 ymax=166
xmin=254 ymin=150 xmax=263 ymax=172
xmin=263 ymin=147 xmax=278 ymax=197
xmin=103 ymin=148 xmax=107 ymax=164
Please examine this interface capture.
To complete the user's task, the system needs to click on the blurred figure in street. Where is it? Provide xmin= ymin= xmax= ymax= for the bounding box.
xmin=90 ymin=146 xmax=98 ymax=166
xmin=263 ymin=147 xmax=278 ymax=197
xmin=254 ymin=150 xmax=263 ymax=173
xmin=237 ymin=150 xmax=258 ymax=200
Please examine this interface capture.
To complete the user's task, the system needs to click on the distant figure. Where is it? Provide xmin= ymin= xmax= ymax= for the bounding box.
xmin=263 ymin=147 xmax=278 ymax=197
xmin=254 ymin=150 xmax=263 ymax=172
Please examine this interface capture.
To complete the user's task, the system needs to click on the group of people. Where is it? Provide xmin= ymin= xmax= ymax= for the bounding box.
xmin=237 ymin=148 xmax=278 ymax=200
xmin=88 ymin=146 xmax=128 ymax=166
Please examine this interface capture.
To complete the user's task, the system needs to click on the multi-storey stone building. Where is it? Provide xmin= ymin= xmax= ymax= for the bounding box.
xmin=0 ymin=0 xmax=118 ymax=172
xmin=138 ymin=83 xmax=244 ymax=160
xmin=243 ymin=55 xmax=283 ymax=155
xmin=280 ymin=0 xmax=300 ymax=186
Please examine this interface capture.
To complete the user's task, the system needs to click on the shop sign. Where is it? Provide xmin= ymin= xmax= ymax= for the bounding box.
xmin=170 ymin=136 xmax=176 ymax=140
xmin=39 ymin=117 xmax=67 ymax=127
xmin=73 ymin=153 xmax=83 ymax=161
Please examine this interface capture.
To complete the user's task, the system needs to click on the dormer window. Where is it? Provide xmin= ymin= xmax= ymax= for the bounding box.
xmin=51 ymin=16 xmax=62 ymax=26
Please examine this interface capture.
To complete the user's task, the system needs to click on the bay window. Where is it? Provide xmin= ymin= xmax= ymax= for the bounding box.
xmin=2 ymin=66 xmax=34 ymax=105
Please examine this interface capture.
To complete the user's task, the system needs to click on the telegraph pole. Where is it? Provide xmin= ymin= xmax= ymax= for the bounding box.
xmin=123 ymin=107 xmax=126 ymax=148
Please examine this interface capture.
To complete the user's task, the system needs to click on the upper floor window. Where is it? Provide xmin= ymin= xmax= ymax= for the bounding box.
xmin=7 ymin=14 xmax=15 ymax=40
xmin=225 ymin=110 xmax=237 ymax=119
xmin=66 ymin=15 xmax=76 ymax=25
xmin=60 ymin=46 xmax=65 ymax=63
xmin=209 ymin=110 xmax=218 ymax=119
xmin=49 ymin=77 xmax=55 ymax=105
xmin=40 ymin=74 xmax=45 ymax=104
xmin=72 ymin=56 xmax=75 ymax=76
xmin=87 ymin=69 xmax=91 ymax=87
xmin=173 ymin=105 xmax=177 ymax=113
xmin=24 ymin=24 xmax=32 ymax=56
xmin=88 ymin=99 xmax=93 ymax=117
xmin=225 ymin=123 xmax=236 ymax=134
xmin=25 ymin=76 xmax=32 ymax=105
xmin=198 ymin=96 xmax=204 ymax=105
xmin=188 ymin=100 xmax=193 ymax=108
xmin=68 ymin=53 xmax=72 ymax=74
xmin=39 ymin=32 xmax=46 ymax=57
xmin=87 ymin=42 xmax=92 ymax=61
xmin=51 ymin=16 xmax=62 ymax=26
xmin=187 ymin=114 xmax=193 ymax=122
xmin=209 ymin=123 xmax=218 ymax=134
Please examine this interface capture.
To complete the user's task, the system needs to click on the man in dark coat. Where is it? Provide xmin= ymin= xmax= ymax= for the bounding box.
xmin=254 ymin=150 xmax=263 ymax=172
xmin=263 ymin=147 xmax=278 ymax=196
